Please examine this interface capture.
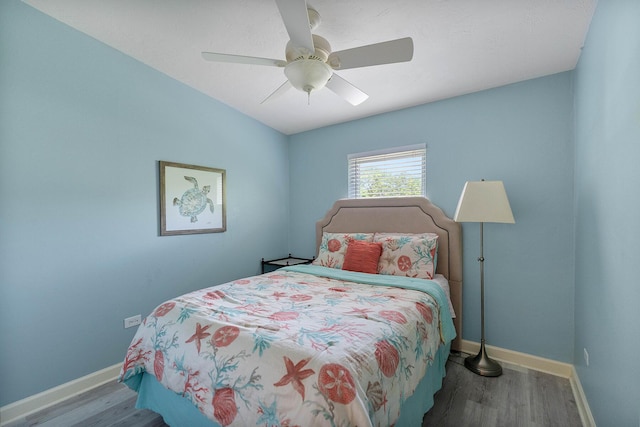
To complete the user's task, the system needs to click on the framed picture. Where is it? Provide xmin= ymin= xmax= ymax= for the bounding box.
xmin=160 ymin=161 xmax=226 ymax=236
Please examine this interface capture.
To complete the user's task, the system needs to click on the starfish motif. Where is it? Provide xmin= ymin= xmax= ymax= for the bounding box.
xmin=255 ymin=399 xmax=279 ymax=425
xmin=273 ymin=356 xmax=315 ymax=400
xmin=272 ymin=291 xmax=287 ymax=300
xmin=185 ymin=322 xmax=211 ymax=353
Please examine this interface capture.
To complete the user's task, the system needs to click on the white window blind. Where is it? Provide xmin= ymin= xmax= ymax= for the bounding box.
xmin=348 ymin=145 xmax=426 ymax=198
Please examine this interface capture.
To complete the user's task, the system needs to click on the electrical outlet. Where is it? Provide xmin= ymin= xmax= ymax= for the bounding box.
xmin=124 ymin=314 xmax=142 ymax=329
xmin=584 ymin=348 xmax=589 ymax=366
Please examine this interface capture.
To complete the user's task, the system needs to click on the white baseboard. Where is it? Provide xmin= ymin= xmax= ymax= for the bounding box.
xmin=460 ymin=339 xmax=574 ymax=377
xmin=460 ymin=340 xmax=594 ymax=427
xmin=1 ymin=345 xmax=597 ymax=427
xmin=0 ymin=363 xmax=121 ymax=426
xmin=569 ymin=365 xmax=597 ymax=427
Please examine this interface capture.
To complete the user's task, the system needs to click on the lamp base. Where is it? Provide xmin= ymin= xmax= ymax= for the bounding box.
xmin=464 ymin=342 xmax=502 ymax=377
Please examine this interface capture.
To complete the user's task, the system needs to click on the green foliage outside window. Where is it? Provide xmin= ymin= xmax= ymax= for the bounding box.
xmin=358 ymin=169 xmax=422 ymax=198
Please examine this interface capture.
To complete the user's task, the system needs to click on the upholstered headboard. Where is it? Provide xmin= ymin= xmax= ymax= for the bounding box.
xmin=315 ymin=197 xmax=462 ymax=351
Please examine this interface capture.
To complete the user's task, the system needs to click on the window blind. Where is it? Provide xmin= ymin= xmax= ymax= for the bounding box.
xmin=348 ymin=145 xmax=426 ymax=199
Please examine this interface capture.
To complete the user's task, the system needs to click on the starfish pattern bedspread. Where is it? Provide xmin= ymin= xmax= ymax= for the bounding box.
xmin=119 ymin=265 xmax=455 ymax=427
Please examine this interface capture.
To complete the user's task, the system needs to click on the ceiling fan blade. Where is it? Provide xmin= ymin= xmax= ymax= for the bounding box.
xmin=328 ymin=37 xmax=414 ymax=70
xmin=261 ymin=80 xmax=292 ymax=104
xmin=326 ymin=74 xmax=369 ymax=106
xmin=202 ymin=52 xmax=286 ymax=67
xmin=274 ymin=0 xmax=315 ymax=54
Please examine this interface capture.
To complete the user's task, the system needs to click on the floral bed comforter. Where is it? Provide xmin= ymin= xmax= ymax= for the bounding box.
xmin=118 ymin=265 xmax=455 ymax=427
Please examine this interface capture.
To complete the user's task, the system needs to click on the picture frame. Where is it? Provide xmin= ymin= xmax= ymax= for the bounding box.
xmin=160 ymin=161 xmax=226 ymax=236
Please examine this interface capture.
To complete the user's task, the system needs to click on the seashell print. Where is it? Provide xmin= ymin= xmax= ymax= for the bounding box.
xmin=375 ymin=340 xmax=400 ymax=377
xmin=415 ymin=301 xmax=434 ymax=324
xmin=212 ymin=387 xmax=237 ymax=426
xmin=366 ymin=381 xmax=385 ymax=412
xmin=379 ymin=310 xmax=408 ymax=324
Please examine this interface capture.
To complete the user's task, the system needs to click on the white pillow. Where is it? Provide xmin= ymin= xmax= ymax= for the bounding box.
xmin=374 ymin=233 xmax=439 ymax=279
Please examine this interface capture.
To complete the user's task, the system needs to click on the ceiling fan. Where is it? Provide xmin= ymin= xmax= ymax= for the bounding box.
xmin=201 ymin=0 xmax=414 ymax=105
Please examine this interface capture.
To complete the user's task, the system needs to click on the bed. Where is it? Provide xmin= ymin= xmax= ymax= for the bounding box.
xmin=118 ymin=197 xmax=462 ymax=426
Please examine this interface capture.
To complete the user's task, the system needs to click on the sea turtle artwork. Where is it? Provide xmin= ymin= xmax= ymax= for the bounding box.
xmin=173 ymin=176 xmax=214 ymax=223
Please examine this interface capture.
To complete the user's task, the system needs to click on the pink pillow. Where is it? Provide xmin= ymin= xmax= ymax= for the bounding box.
xmin=342 ymin=241 xmax=383 ymax=274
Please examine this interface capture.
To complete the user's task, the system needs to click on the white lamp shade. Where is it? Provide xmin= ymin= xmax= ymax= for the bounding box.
xmin=454 ymin=180 xmax=515 ymax=223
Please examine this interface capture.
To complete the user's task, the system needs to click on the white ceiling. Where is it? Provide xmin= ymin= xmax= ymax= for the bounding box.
xmin=23 ymin=0 xmax=595 ymax=135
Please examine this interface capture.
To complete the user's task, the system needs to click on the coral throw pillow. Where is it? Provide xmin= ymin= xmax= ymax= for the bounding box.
xmin=342 ymin=241 xmax=383 ymax=274
xmin=313 ymin=232 xmax=374 ymax=269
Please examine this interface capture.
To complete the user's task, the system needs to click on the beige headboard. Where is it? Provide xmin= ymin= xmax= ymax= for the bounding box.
xmin=316 ymin=197 xmax=462 ymax=351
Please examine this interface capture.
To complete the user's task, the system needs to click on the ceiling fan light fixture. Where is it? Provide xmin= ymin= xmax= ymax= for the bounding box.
xmin=202 ymin=4 xmax=412 ymax=106
xmin=284 ymin=59 xmax=332 ymax=93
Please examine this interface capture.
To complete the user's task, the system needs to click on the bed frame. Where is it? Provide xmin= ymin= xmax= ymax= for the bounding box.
xmin=121 ymin=196 xmax=461 ymax=426
xmin=316 ymin=197 xmax=462 ymax=351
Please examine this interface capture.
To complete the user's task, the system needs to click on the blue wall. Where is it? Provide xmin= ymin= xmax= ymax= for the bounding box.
xmin=573 ymin=0 xmax=640 ymax=425
xmin=289 ymin=73 xmax=576 ymax=363
xmin=0 ymin=1 xmax=289 ymax=406
xmin=3 ymin=0 xmax=639 ymax=424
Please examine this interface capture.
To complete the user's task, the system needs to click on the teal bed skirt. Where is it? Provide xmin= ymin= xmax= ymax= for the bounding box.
xmin=125 ymin=341 xmax=451 ymax=427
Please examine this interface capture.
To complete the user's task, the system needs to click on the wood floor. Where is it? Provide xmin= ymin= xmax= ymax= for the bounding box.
xmin=422 ymin=352 xmax=583 ymax=426
xmin=5 ymin=352 xmax=582 ymax=427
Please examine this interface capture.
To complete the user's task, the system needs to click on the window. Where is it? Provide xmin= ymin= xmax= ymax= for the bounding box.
xmin=348 ymin=144 xmax=426 ymax=198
